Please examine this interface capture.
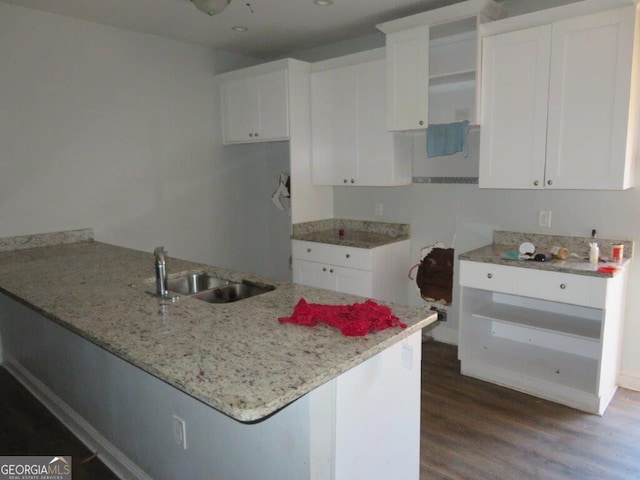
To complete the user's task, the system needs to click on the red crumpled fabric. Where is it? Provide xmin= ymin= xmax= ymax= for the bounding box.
xmin=278 ymin=298 xmax=407 ymax=337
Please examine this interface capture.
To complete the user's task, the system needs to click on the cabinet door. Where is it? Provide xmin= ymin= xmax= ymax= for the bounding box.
xmin=356 ymin=59 xmax=411 ymax=186
xmin=385 ymin=26 xmax=429 ymax=131
xmin=256 ymin=70 xmax=289 ymax=141
xmin=221 ymin=70 xmax=289 ymax=144
xmin=311 ymin=59 xmax=412 ymax=186
xmin=333 ymin=332 xmax=421 ymax=480
xmin=479 ymin=25 xmax=551 ymax=189
xmin=292 ymin=259 xmax=372 ymax=297
xmin=221 ymin=77 xmax=257 ymax=144
xmin=545 ymin=7 xmax=636 ymax=190
xmin=311 ymin=66 xmax=358 ymax=185
xmin=333 ymin=266 xmax=373 ymax=298
xmin=292 ymin=259 xmax=335 ymax=291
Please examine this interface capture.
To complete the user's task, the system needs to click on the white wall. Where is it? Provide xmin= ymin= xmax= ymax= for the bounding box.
xmin=0 ymin=3 xmax=292 ymax=281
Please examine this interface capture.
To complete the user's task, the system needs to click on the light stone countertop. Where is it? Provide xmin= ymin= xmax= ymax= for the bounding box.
xmin=0 ymin=237 xmax=435 ymax=422
xmin=459 ymin=243 xmax=630 ymax=278
xmin=292 ymin=218 xmax=410 ymax=248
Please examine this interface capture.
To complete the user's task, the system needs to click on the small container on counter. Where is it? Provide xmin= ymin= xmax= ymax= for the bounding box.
xmin=550 ymin=246 xmax=569 ymax=260
xmin=589 ymin=242 xmax=599 ymax=264
xmin=610 ymin=243 xmax=624 ymax=262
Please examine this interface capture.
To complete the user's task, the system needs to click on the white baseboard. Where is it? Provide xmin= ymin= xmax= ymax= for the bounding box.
xmin=618 ymin=370 xmax=640 ymax=392
xmin=3 ymin=358 xmax=153 ymax=480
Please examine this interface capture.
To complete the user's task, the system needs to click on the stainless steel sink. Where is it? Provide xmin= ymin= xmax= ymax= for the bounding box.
xmin=164 ymin=272 xmax=275 ymax=303
xmin=167 ymin=272 xmax=231 ymax=295
xmin=192 ymin=282 xmax=275 ymax=303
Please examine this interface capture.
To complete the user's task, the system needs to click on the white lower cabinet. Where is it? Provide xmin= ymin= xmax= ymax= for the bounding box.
xmin=458 ymin=260 xmax=627 ymax=414
xmin=294 ymin=259 xmax=372 ymax=297
xmin=310 ymin=331 xmax=422 ymax=480
xmin=292 ymin=239 xmax=410 ymax=304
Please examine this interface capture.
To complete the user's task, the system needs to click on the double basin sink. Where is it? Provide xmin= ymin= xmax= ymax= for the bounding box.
xmin=165 ymin=272 xmax=275 ymax=304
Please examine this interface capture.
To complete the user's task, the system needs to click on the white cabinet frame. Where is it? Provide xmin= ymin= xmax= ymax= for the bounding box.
xmin=459 ymin=260 xmax=628 ymax=414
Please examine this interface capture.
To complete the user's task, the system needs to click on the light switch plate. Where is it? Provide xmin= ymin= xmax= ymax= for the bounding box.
xmin=538 ymin=210 xmax=552 ymax=228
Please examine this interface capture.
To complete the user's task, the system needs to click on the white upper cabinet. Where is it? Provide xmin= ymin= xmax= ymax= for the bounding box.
xmin=479 ymin=25 xmax=552 ymax=188
xmin=479 ymin=3 xmax=639 ymax=190
xmin=546 ymin=7 xmax=637 ymax=190
xmin=377 ymin=0 xmax=507 ymax=132
xmin=311 ymin=53 xmax=412 ymax=186
xmin=220 ymin=68 xmax=289 ymax=144
xmin=311 ymin=64 xmax=358 ymax=185
xmin=384 ymin=27 xmax=430 ymax=131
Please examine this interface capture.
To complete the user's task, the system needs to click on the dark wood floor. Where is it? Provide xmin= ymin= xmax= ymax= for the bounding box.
xmin=0 ymin=367 xmax=119 ymax=480
xmin=2 ymin=341 xmax=640 ymax=480
xmin=421 ymin=340 xmax=640 ymax=480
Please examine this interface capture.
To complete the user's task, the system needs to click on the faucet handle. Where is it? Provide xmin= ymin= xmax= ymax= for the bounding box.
xmin=154 ymin=246 xmax=167 ymax=262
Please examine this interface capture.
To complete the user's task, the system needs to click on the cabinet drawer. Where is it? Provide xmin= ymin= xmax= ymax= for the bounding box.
xmin=535 ymin=270 xmax=606 ymax=308
xmin=460 ymin=260 xmax=607 ymax=308
xmin=323 ymin=244 xmax=372 ymax=271
xmin=292 ymin=240 xmax=372 ymax=270
xmin=459 ymin=261 xmax=530 ymax=295
xmin=292 ymin=240 xmax=327 ymax=261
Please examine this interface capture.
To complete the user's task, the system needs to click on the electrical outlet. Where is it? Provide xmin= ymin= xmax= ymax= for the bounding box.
xmin=374 ymin=203 xmax=383 ymax=216
xmin=538 ymin=210 xmax=552 ymax=228
xmin=173 ymin=415 xmax=187 ymax=450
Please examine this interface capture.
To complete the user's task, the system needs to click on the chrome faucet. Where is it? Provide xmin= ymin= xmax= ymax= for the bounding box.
xmin=154 ymin=246 xmax=169 ymax=297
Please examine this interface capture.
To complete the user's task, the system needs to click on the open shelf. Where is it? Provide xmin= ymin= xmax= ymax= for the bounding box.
xmin=473 ymin=302 xmax=602 ymax=340
xmin=459 ymin=259 xmax=625 ymax=414
xmin=461 ymin=335 xmax=598 ymax=394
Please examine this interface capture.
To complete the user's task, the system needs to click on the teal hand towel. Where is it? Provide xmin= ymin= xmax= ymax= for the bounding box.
xmin=427 ymin=121 xmax=470 ymax=158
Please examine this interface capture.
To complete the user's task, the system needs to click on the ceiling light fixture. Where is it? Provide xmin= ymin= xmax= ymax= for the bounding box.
xmin=192 ymin=0 xmax=232 ymax=16
xmin=313 ymin=0 xmax=334 ymax=5
xmin=232 ymin=26 xmax=248 ymax=32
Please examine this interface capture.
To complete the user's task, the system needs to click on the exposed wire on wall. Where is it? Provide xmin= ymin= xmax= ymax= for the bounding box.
xmin=271 ymin=173 xmax=290 ymax=211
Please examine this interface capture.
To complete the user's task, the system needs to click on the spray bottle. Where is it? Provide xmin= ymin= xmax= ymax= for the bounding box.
xmin=589 ymin=242 xmax=599 ymax=264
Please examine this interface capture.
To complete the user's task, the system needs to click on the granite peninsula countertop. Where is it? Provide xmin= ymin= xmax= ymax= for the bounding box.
xmin=0 ymin=231 xmax=435 ymax=422
xmin=459 ymin=231 xmax=633 ymax=278
xmin=292 ymin=219 xmax=410 ymax=248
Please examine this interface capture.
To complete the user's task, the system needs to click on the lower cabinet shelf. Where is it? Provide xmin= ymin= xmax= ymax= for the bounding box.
xmin=461 ymin=331 xmax=598 ymax=394
xmin=473 ymin=300 xmax=602 ymax=340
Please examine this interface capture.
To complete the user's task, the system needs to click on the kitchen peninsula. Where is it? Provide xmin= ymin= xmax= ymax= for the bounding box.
xmin=0 ymin=230 xmax=436 ymax=480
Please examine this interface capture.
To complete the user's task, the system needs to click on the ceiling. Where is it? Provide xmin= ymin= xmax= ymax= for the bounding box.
xmin=0 ymin=0 xmax=493 ymax=59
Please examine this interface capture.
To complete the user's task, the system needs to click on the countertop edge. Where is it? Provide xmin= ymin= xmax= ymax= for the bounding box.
xmin=291 ymin=232 xmax=410 ymax=249
xmin=0 ymin=240 xmax=435 ymax=423
xmin=0 ymin=228 xmax=94 ymax=252
xmin=4 ymin=285 xmax=437 ymax=422
xmin=228 ymin=315 xmax=437 ymax=422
